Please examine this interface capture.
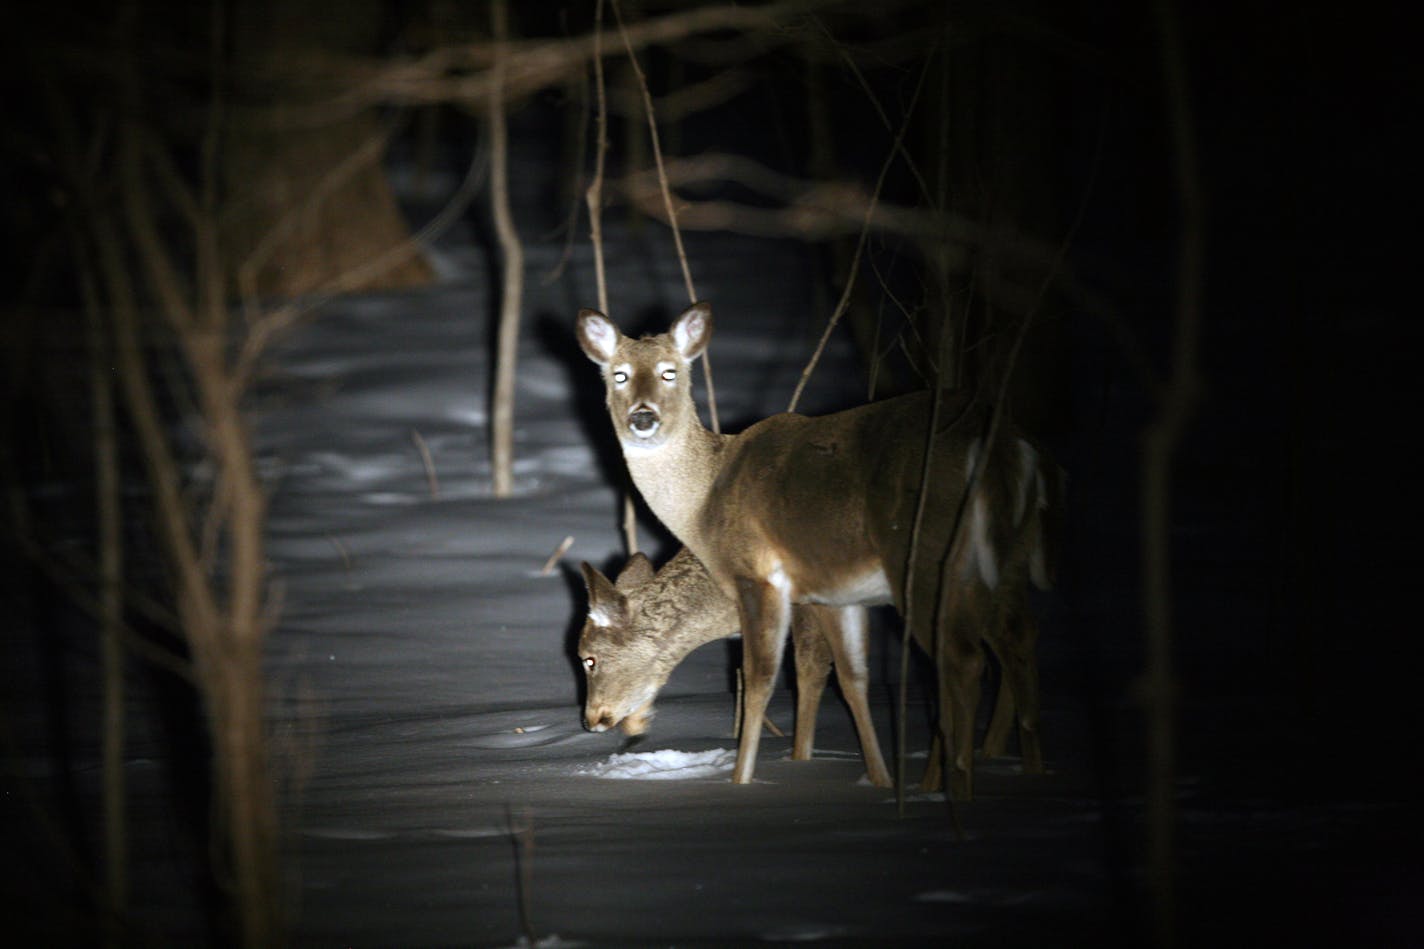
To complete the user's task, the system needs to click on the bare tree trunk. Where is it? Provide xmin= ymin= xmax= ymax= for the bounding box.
xmin=489 ymin=0 xmax=524 ymax=499
xmin=84 ymin=257 xmax=127 ymax=945
xmin=92 ymin=95 xmax=285 ymax=940
xmin=1143 ymin=2 xmax=1202 ymax=946
xmin=211 ymin=645 xmax=281 ymax=949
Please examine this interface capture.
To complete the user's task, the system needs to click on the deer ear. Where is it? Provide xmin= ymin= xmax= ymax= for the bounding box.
xmin=615 ymin=552 xmax=655 ymax=590
xmin=580 ymin=561 xmax=628 ymax=627
xmin=671 ymin=302 xmax=712 ymax=361
xmin=577 ymin=308 xmax=620 ymax=366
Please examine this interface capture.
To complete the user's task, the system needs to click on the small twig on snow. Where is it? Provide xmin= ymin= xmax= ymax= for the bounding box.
xmin=540 ymin=536 xmax=575 ymax=576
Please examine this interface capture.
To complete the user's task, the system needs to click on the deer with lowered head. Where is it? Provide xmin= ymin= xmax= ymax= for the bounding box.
xmin=578 ymin=545 xmax=1046 ymax=789
xmin=577 ymin=302 xmax=1059 ymax=800
xmin=579 ymin=546 xmax=892 ymax=786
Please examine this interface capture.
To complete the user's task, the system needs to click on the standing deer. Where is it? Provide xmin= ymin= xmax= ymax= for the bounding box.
xmin=579 ymin=546 xmax=892 ymax=787
xmin=577 ymin=302 xmax=1058 ymax=800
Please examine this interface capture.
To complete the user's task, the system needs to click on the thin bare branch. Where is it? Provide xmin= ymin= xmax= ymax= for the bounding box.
xmin=585 ymin=0 xmax=640 ymax=557
xmin=611 ymin=0 xmax=719 ymax=434
xmin=621 ymin=154 xmax=1159 ymax=396
xmin=641 ymin=68 xmax=755 ymax=122
xmin=586 ymin=0 xmax=611 ymax=317
xmin=810 ymin=15 xmax=936 ymax=209
xmin=258 ymin=0 xmax=847 ymax=127
xmin=540 ymin=536 xmax=575 ymax=575
xmin=788 ymin=47 xmax=932 ymax=412
xmin=613 ymin=0 xmax=696 ymax=305
xmin=94 ymin=208 xmax=219 ymax=679
xmin=120 ymin=133 xmax=197 ymax=335
xmin=542 ymin=70 xmax=591 ymax=283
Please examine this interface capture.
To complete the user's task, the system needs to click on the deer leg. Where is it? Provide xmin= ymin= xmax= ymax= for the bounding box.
xmin=920 ymin=733 xmax=943 ymax=792
xmin=997 ymin=609 xmax=1043 ymax=774
xmin=819 ymin=605 xmax=892 ymax=788
xmin=790 ymin=606 xmax=833 ymax=762
xmin=732 ymin=577 xmax=791 ymax=785
xmin=937 ymin=617 xmax=985 ymax=803
xmin=981 ymin=655 xmax=1017 ymax=760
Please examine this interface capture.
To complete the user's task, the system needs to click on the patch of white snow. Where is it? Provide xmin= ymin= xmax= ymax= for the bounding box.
xmin=576 ymin=748 xmax=737 ymax=781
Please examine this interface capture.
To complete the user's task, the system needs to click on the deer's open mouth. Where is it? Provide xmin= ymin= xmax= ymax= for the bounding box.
xmin=627 ymin=405 xmax=660 ymax=438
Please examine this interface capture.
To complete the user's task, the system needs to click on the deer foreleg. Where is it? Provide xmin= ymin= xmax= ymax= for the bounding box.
xmin=732 ymin=576 xmax=791 ymax=785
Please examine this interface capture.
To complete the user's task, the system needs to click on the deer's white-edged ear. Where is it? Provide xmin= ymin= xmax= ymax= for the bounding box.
xmin=615 ymin=552 xmax=655 ymax=590
xmin=671 ymin=302 xmax=712 ymax=361
xmin=577 ymin=309 xmax=620 ymax=366
xmin=580 ymin=561 xmax=628 ymax=627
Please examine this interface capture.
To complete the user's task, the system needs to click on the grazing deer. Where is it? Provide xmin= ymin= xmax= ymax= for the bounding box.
xmin=578 ymin=545 xmax=1045 ymax=789
xmin=579 ymin=546 xmax=892 ymax=787
xmin=577 ymin=302 xmax=1059 ymax=800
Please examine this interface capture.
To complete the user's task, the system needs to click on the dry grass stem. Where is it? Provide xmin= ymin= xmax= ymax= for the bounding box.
xmin=540 ymin=536 xmax=575 ymax=575
xmin=327 ymin=536 xmax=353 ymax=573
xmin=508 ymin=804 xmax=537 ymax=946
xmin=410 ymin=429 xmax=440 ymax=498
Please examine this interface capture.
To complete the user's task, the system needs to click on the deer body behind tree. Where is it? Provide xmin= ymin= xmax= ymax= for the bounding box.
xmin=577 ymin=303 xmax=1060 ymax=800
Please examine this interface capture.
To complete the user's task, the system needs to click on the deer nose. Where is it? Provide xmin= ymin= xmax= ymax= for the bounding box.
xmin=627 ymin=404 xmax=660 ymax=437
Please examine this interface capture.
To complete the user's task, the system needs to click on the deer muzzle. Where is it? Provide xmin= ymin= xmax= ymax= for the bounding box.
xmin=585 ymin=708 xmax=614 ymax=732
xmin=627 ymin=403 xmax=660 ymax=438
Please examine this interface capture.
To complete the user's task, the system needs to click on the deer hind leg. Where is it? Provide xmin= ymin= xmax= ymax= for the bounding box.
xmin=919 ymin=732 xmax=942 ymax=792
xmin=789 ymin=606 xmax=834 ymax=762
xmin=818 ymin=605 xmax=892 ymax=788
xmin=731 ymin=576 xmax=792 ymax=785
xmin=936 ymin=616 xmax=986 ymax=803
xmin=981 ymin=592 xmax=1026 ymax=761
xmin=995 ymin=607 xmax=1043 ymax=774
xmin=980 ymin=658 xmax=1017 ymax=761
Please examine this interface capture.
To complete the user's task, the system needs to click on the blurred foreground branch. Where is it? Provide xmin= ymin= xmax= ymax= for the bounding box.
xmin=240 ymin=0 xmax=852 ymax=127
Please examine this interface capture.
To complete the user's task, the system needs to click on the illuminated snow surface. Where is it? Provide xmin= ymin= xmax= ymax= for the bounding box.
xmin=577 ymin=748 xmax=737 ymax=780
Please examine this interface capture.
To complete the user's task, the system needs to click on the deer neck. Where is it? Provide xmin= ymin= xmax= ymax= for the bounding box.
xmin=644 ymin=547 xmax=739 ymax=669
xmin=622 ymin=423 xmax=726 ymax=551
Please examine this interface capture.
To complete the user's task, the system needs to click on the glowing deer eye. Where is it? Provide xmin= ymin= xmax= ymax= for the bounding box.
xmin=612 ymin=370 xmax=628 ymax=385
xmin=660 ymin=368 xmax=676 ymax=382
xmin=583 ymin=656 xmax=596 ymax=671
